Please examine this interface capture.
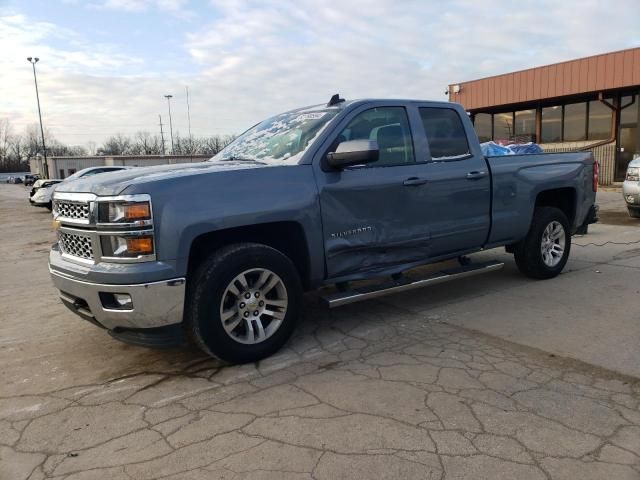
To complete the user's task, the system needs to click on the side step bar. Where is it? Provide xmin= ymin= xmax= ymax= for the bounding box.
xmin=321 ymin=260 xmax=504 ymax=308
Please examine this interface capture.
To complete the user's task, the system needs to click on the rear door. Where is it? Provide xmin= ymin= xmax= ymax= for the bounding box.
xmin=314 ymin=104 xmax=433 ymax=279
xmin=416 ymin=105 xmax=491 ymax=256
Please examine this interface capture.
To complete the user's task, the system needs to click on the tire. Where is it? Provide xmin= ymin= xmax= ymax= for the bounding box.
xmin=46 ymin=201 xmax=52 ymax=211
xmin=513 ymin=207 xmax=571 ymax=280
xmin=186 ymin=243 xmax=303 ymax=363
xmin=628 ymin=207 xmax=640 ymax=219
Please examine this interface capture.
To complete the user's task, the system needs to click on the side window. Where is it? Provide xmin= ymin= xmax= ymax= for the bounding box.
xmin=335 ymin=107 xmax=415 ymax=166
xmin=82 ymin=169 xmax=105 ymax=177
xmin=419 ymin=108 xmax=470 ymax=160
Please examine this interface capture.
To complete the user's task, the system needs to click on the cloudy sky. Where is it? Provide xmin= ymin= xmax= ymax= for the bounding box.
xmin=1 ymin=0 xmax=639 ymax=147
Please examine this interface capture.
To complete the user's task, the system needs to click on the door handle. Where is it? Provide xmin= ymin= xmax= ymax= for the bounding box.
xmin=403 ymin=177 xmax=429 ymax=186
xmin=466 ymin=171 xmax=487 ymax=180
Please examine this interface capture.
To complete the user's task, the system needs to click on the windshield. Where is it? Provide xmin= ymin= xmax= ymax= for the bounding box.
xmin=211 ymin=107 xmax=340 ymax=165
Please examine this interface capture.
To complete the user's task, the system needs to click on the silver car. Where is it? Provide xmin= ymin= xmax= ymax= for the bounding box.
xmin=623 ymin=155 xmax=640 ymax=218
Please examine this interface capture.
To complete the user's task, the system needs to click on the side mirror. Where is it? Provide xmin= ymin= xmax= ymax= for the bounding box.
xmin=326 ymin=140 xmax=379 ymax=169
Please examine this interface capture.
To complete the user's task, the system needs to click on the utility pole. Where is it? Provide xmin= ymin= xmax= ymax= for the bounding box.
xmin=164 ymin=94 xmax=174 ymax=155
xmin=186 ymin=86 xmax=192 ymax=161
xmin=158 ymin=114 xmax=166 ymax=155
xmin=27 ymin=57 xmax=48 ymax=179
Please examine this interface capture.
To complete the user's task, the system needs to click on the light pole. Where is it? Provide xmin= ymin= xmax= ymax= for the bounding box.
xmin=164 ymin=94 xmax=174 ymax=155
xmin=27 ymin=57 xmax=48 ymax=178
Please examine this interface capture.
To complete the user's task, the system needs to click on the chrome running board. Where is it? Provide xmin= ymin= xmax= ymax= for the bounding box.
xmin=321 ymin=260 xmax=504 ymax=308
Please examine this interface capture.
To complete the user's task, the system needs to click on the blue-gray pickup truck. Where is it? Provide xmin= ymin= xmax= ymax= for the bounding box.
xmin=49 ymin=96 xmax=598 ymax=363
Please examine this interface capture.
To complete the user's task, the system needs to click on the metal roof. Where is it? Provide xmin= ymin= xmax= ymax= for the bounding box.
xmin=448 ymin=47 xmax=640 ymax=111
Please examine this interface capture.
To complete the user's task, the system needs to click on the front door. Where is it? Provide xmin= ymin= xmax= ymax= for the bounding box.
xmin=316 ymin=105 xmax=432 ymax=279
xmin=617 ymin=95 xmax=640 ymax=182
xmin=617 ymin=126 xmax=638 ymax=181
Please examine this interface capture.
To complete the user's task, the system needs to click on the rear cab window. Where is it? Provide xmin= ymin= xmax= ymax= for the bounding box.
xmin=419 ymin=107 xmax=470 ymax=161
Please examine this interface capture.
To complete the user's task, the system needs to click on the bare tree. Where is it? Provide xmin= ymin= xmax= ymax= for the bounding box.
xmin=97 ymin=133 xmax=133 ymax=155
xmin=0 ymin=118 xmax=12 ymax=162
xmin=132 ymin=131 xmax=163 ymax=155
xmin=201 ymin=134 xmax=235 ymax=155
xmin=0 ymin=124 xmax=237 ymax=172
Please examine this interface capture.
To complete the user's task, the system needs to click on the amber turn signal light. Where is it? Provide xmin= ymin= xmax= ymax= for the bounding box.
xmin=126 ymin=237 xmax=154 ymax=255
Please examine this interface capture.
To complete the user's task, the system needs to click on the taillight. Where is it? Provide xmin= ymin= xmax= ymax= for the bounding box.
xmin=592 ymin=161 xmax=599 ymax=192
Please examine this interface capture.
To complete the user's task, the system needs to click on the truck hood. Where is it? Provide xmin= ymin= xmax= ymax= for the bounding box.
xmin=54 ymin=161 xmax=267 ymax=196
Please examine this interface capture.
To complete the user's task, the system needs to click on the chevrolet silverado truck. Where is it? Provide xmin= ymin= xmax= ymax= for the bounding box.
xmin=49 ymin=96 xmax=598 ymax=363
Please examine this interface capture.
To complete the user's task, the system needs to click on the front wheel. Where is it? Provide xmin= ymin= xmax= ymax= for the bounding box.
xmin=513 ymin=207 xmax=571 ymax=280
xmin=628 ymin=207 xmax=640 ymax=219
xmin=186 ymin=243 xmax=302 ymax=363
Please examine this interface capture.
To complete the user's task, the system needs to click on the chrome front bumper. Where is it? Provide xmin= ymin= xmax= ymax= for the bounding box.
xmin=50 ymin=268 xmax=186 ymax=330
xmin=623 ymin=181 xmax=640 ymax=206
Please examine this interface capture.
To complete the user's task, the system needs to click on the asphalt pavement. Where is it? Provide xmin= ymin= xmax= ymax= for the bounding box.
xmin=1 ymin=184 xmax=639 ymax=480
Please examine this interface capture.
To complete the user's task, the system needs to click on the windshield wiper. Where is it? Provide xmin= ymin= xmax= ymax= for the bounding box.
xmin=222 ymin=156 xmax=266 ymax=164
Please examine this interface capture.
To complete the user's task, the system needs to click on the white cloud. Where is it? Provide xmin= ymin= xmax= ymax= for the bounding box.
xmin=2 ymin=0 xmax=639 ymax=148
xmin=94 ymin=0 xmax=189 ymax=12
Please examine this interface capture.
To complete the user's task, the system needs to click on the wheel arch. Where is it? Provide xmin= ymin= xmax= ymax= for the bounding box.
xmin=187 ymin=222 xmax=312 ymax=290
xmin=535 ymin=187 xmax=576 ymax=227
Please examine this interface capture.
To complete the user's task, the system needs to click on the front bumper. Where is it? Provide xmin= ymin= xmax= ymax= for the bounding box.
xmin=623 ymin=181 xmax=640 ymax=206
xmin=50 ymin=268 xmax=186 ymax=331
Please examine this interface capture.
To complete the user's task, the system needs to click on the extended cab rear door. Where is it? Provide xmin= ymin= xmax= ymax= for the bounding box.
xmin=413 ymin=104 xmax=491 ymax=257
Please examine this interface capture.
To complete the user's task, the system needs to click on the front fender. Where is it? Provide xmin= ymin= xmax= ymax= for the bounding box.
xmin=123 ymin=165 xmax=325 ymax=283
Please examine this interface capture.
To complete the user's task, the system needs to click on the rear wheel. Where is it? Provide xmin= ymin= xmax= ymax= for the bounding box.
xmin=186 ymin=243 xmax=302 ymax=363
xmin=513 ymin=207 xmax=571 ymax=279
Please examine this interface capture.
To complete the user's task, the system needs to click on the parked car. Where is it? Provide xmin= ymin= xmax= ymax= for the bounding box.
xmin=623 ymin=155 xmax=640 ymax=218
xmin=30 ymin=179 xmax=63 ymax=208
xmin=7 ymin=176 xmax=24 ymax=184
xmin=30 ymin=166 xmax=131 ymax=210
xmin=49 ymin=96 xmax=598 ymax=363
xmin=24 ymin=174 xmax=41 ymax=186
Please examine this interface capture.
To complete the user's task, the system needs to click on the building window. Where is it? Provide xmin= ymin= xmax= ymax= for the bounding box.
xmin=587 ymin=100 xmax=612 ymax=140
xmin=563 ymin=102 xmax=587 ymax=142
xmin=541 ymin=106 xmax=562 ymax=143
xmin=68 ymin=169 xmax=77 ymax=176
xmin=59 ymin=169 xmax=65 ymax=179
xmin=620 ymin=95 xmax=638 ymax=125
xmin=514 ymin=109 xmax=536 ymax=141
xmin=473 ymin=113 xmax=492 ymax=143
xmin=493 ymin=112 xmax=513 ymax=142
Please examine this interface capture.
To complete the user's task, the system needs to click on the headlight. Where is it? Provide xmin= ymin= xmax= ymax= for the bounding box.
xmin=626 ymin=167 xmax=639 ymax=182
xmin=100 ymin=234 xmax=154 ymax=258
xmin=99 ymin=201 xmax=151 ymax=223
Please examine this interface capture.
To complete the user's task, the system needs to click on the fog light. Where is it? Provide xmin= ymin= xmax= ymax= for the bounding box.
xmin=114 ymin=293 xmax=133 ymax=308
xmin=627 ymin=195 xmax=635 ymax=203
xmin=99 ymin=292 xmax=133 ymax=310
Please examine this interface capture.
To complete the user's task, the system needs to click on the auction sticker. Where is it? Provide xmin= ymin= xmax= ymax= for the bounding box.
xmin=295 ymin=112 xmax=326 ymax=122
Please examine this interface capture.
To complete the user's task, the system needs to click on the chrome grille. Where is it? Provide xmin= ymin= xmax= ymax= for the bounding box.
xmin=58 ymin=232 xmax=93 ymax=260
xmin=55 ymin=201 xmax=90 ymax=220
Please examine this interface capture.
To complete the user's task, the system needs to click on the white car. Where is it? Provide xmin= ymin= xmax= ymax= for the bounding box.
xmin=29 ymin=166 xmax=131 ymax=210
xmin=29 ymin=179 xmax=63 ymax=209
xmin=623 ymin=156 xmax=640 ymax=219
